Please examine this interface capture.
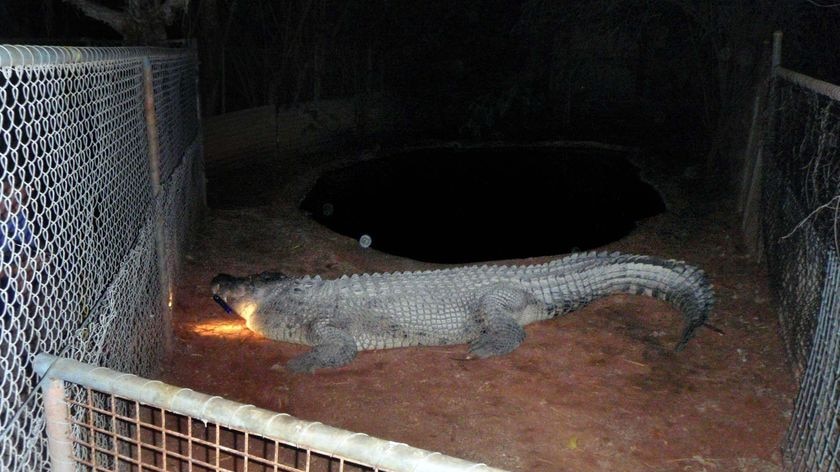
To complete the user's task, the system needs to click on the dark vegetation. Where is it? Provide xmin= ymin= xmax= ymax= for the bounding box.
xmin=4 ymin=1 xmax=840 ymax=264
xmin=5 ymin=1 xmax=840 ymax=189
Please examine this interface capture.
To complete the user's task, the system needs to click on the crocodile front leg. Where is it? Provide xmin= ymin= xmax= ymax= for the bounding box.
xmin=469 ymin=315 xmax=526 ymax=358
xmin=467 ymin=287 xmax=531 ymax=358
xmin=286 ymin=320 xmax=358 ymax=373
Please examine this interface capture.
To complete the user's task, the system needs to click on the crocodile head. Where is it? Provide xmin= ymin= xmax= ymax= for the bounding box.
xmin=211 ymin=273 xmax=249 ymax=302
xmin=211 ymin=272 xmax=289 ymax=325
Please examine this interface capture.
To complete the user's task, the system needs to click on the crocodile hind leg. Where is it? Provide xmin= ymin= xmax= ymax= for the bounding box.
xmin=467 ymin=287 xmax=536 ymax=358
xmin=286 ymin=320 xmax=358 ymax=373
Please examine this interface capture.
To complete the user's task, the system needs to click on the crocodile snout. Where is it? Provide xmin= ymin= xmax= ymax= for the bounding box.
xmin=211 ymin=273 xmax=248 ymax=301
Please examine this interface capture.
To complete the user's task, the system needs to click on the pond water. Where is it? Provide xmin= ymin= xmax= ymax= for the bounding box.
xmin=300 ymin=146 xmax=665 ymax=263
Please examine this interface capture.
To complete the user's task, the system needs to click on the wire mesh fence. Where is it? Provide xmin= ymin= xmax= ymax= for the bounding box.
xmin=0 ymin=45 xmax=203 ymax=471
xmin=35 ymin=354 xmax=506 ymax=472
xmin=760 ymin=63 xmax=840 ymax=470
xmin=784 ymin=252 xmax=840 ymax=472
xmin=763 ymin=70 xmax=840 ymax=369
xmin=64 ymin=386 xmax=379 ymax=472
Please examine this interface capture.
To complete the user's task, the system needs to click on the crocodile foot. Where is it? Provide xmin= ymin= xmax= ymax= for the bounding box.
xmin=286 ymin=343 xmax=358 ymax=373
xmin=468 ymin=317 xmax=526 ymax=358
xmin=287 ymin=322 xmax=358 ymax=373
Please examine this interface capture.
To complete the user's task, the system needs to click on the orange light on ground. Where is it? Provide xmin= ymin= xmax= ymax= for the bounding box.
xmin=191 ymin=303 xmax=258 ymax=337
xmin=190 ymin=319 xmax=250 ymax=338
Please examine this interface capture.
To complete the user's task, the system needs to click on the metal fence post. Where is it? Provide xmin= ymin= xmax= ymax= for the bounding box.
xmin=142 ymin=56 xmax=173 ymax=354
xmin=40 ymin=377 xmax=75 ymax=472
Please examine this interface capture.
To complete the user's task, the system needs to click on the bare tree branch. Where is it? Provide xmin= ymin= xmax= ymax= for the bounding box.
xmin=161 ymin=0 xmax=189 ymax=24
xmin=63 ymin=0 xmax=187 ymax=43
xmin=61 ymin=0 xmax=127 ymax=32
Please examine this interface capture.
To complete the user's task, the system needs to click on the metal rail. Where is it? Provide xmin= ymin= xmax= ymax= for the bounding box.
xmin=35 ymin=354 xmax=508 ymax=472
xmin=0 ymin=44 xmax=184 ymax=66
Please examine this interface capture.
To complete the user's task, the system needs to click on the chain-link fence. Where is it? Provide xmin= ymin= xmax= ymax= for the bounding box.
xmin=762 ymin=72 xmax=839 ymax=370
xmin=0 ymin=45 xmax=204 ymax=471
xmin=758 ymin=52 xmax=840 ymax=469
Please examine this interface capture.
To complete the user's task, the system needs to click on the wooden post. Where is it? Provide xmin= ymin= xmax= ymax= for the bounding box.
xmin=740 ymin=31 xmax=783 ymax=257
xmin=142 ymin=57 xmax=173 ymax=355
xmin=738 ymin=91 xmax=763 ymax=214
xmin=142 ymin=58 xmax=162 ymax=196
xmin=220 ymin=48 xmax=226 ymax=114
xmin=193 ymin=44 xmax=208 ymax=209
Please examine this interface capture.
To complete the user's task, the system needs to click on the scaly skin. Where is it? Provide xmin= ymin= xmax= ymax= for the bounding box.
xmin=211 ymin=251 xmax=714 ymax=372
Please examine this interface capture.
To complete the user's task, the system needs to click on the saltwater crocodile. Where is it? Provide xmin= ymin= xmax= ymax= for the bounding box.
xmin=212 ymin=251 xmax=714 ymax=372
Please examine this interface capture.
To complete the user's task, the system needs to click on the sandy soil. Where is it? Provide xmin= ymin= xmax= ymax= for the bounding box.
xmin=161 ymin=146 xmax=796 ymax=471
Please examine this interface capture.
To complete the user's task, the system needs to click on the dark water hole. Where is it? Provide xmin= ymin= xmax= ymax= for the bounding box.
xmin=301 ymin=146 xmax=665 ymax=264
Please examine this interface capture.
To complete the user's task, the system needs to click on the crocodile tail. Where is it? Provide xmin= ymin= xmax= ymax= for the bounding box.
xmin=551 ymin=252 xmax=714 ymax=350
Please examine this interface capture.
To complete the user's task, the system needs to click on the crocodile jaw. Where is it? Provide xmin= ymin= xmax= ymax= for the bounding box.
xmin=238 ymin=302 xmax=258 ymax=328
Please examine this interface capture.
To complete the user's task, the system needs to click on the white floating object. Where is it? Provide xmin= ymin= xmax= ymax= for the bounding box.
xmin=359 ymin=234 xmax=372 ymax=248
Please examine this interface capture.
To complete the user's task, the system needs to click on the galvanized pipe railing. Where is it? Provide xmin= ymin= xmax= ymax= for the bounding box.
xmin=35 ymin=354 xmax=508 ymax=472
xmin=0 ymin=44 xmax=184 ymax=66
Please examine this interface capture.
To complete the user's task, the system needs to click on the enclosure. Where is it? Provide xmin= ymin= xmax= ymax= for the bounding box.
xmin=0 ymin=31 xmax=838 ymax=472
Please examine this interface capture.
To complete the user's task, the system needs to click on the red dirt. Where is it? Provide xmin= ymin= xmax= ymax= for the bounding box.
xmin=161 ymin=150 xmax=796 ymax=471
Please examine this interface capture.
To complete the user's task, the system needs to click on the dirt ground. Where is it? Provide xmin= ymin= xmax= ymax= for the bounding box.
xmin=161 ymin=146 xmax=797 ymax=471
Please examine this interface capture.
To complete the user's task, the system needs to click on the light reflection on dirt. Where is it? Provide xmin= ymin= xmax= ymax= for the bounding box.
xmin=189 ymin=319 xmax=251 ymax=338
